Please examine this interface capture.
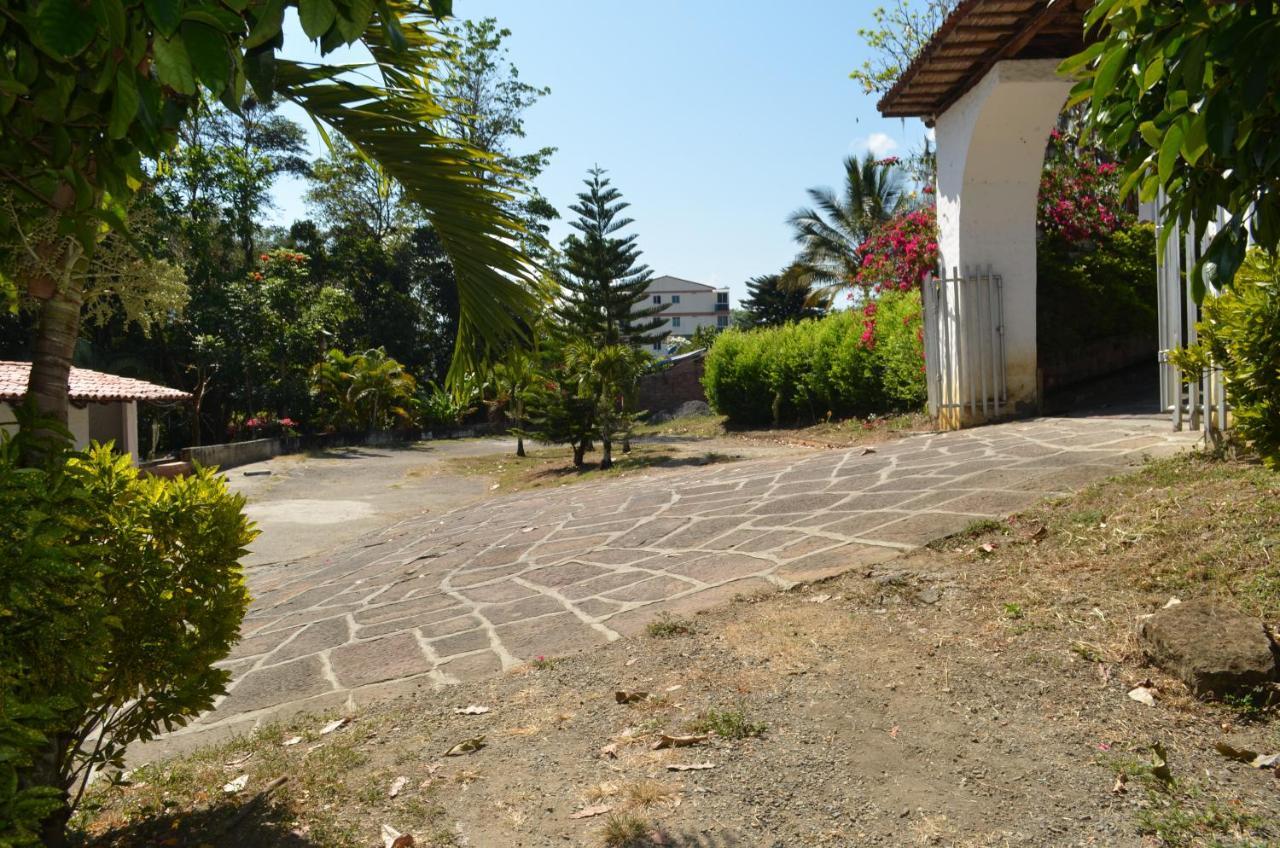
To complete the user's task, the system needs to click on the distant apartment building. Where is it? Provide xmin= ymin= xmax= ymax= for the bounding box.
xmin=637 ymin=275 xmax=731 ymax=354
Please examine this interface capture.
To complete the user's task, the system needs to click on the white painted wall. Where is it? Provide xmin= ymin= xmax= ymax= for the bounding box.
xmin=0 ymin=399 xmax=140 ymax=462
xmin=935 ymin=59 xmax=1072 ymax=417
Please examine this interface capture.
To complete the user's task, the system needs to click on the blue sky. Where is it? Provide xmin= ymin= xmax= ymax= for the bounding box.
xmin=272 ymin=1 xmax=931 ymax=307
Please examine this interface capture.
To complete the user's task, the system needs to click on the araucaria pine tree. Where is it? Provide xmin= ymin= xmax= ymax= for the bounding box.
xmin=555 ymin=168 xmax=667 ymax=348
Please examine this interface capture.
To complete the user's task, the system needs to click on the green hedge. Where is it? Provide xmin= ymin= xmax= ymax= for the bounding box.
xmin=703 ymin=291 xmax=925 ymax=426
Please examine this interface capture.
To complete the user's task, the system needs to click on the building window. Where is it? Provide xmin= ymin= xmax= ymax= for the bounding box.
xmin=653 ymin=342 xmax=661 ymax=350
xmin=671 ymin=295 xmax=681 ymax=304
xmin=652 ymin=294 xmax=661 ymax=304
xmin=671 ymin=317 xmax=681 ymax=328
xmin=716 ymin=291 xmax=728 ymax=304
xmin=717 ymin=315 xmax=729 ymax=328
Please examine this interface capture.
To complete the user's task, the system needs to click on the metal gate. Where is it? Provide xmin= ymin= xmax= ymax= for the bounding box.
xmin=921 ymin=266 xmax=1007 ymax=428
xmin=1152 ymin=195 xmax=1230 ymax=435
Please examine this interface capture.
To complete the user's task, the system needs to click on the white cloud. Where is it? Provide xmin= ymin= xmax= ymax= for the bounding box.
xmin=851 ymin=132 xmax=900 ymax=159
xmin=924 ymin=127 xmax=936 ymax=143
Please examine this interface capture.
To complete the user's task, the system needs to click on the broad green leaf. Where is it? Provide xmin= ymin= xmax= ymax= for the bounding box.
xmin=152 ymin=34 xmax=197 ymax=95
xmin=243 ymin=0 xmax=285 ymax=48
xmin=31 ymin=0 xmax=98 ymax=59
xmin=336 ymin=0 xmax=374 ymax=41
xmin=1139 ymin=120 xmax=1162 ymax=148
xmin=108 ymin=69 xmax=138 ymax=139
xmin=1058 ymin=41 xmax=1104 ymax=76
xmin=1158 ymin=122 xmax=1184 ymax=185
xmin=92 ymin=0 xmax=128 ymax=46
xmin=144 ymin=0 xmax=183 ymax=37
xmin=181 ymin=21 xmax=229 ymax=91
xmin=299 ymin=0 xmax=338 ymax=39
xmin=1181 ymin=110 xmax=1208 ymax=165
xmin=1092 ymin=46 xmax=1129 ymax=103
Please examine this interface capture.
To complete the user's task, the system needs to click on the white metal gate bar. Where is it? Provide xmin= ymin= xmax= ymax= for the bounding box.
xmin=922 ymin=266 xmax=1006 ymax=426
xmin=1151 ymin=191 xmax=1230 ymax=436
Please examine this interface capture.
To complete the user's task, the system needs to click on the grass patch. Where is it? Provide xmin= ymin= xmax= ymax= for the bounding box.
xmin=645 ymin=612 xmax=695 ymax=638
xmin=600 ymin=812 xmax=658 ymax=847
xmin=688 ymin=707 xmax=766 ymax=740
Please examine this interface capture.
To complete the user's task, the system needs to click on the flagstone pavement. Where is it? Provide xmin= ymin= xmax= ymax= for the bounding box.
xmin=160 ymin=415 xmax=1197 ymax=754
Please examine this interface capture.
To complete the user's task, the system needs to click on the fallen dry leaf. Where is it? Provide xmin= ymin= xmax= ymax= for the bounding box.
xmin=1215 ymin=741 xmax=1280 ymax=769
xmin=652 ymin=734 xmax=708 ymax=750
xmin=805 ymin=594 xmax=832 ymax=604
xmin=1127 ymin=685 xmax=1157 ymax=707
xmin=860 ymin=447 xmax=876 ymax=456
xmin=454 ymin=705 xmax=490 ymax=715
xmin=381 ymin=824 xmax=415 ymax=848
xmin=444 ymin=736 xmax=486 ymax=756
xmin=667 ymin=762 xmax=715 ymax=772
xmin=319 ymin=717 xmax=350 ymax=735
xmin=888 ymin=725 xmax=900 ymax=739
xmin=978 ymin=542 xmax=997 ymax=554
xmin=1112 ymin=773 xmax=1127 ymax=795
xmin=223 ymin=751 xmax=254 ymax=769
xmin=569 ymin=804 xmax=612 ymax=820
xmin=281 ymin=736 xmax=303 ymax=747
xmin=615 ymin=690 xmax=649 ymax=705
xmin=625 ymin=657 xmax=639 ymax=667
xmin=389 ymin=776 xmax=408 ymax=798
xmin=222 ymin=775 xmax=248 ymax=794
xmin=599 ymin=743 xmax=619 ymax=759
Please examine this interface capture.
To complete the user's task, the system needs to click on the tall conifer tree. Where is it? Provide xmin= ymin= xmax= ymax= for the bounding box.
xmin=555 ymin=168 xmax=666 ymax=348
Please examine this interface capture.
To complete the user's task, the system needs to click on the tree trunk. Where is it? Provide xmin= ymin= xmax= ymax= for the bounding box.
xmin=516 ymin=434 xmax=525 ymax=457
xmin=600 ymin=437 xmax=612 ymax=470
xmin=22 ymin=252 xmax=85 ymax=462
xmin=572 ymin=439 xmax=586 ymax=467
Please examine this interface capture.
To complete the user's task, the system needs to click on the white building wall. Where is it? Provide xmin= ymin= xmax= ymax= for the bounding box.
xmin=636 ymin=276 xmax=731 ymax=353
xmin=934 ymin=59 xmax=1072 ymax=417
xmin=0 ymin=399 xmax=139 ymax=461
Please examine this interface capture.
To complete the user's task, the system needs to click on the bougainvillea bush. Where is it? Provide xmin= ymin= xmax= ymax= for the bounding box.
xmin=854 ymin=206 xmax=940 ymax=294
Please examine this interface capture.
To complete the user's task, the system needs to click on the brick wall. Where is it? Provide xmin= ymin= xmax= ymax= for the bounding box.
xmin=637 ymin=350 xmax=707 ymax=414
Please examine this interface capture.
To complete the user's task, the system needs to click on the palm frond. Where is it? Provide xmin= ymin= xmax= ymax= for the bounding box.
xmin=274 ymin=10 xmax=540 ymax=389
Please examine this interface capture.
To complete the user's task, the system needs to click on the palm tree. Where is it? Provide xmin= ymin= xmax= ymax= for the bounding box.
xmin=564 ymin=340 xmax=646 ymax=470
xmin=488 ymin=350 xmax=539 ymax=457
xmin=310 ymin=348 xmax=417 ymax=433
xmin=786 ymin=152 xmax=909 ymax=303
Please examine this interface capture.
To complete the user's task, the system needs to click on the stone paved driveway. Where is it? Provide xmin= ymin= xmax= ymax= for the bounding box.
xmin=164 ymin=416 xmax=1196 ymax=752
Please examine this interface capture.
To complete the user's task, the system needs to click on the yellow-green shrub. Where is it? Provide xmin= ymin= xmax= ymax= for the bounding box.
xmin=702 ymin=294 xmax=926 ymax=426
xmin=0 ymin=421 xmax=253 ymax=843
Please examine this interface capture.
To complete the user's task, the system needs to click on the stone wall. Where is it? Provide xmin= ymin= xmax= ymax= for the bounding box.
xmin=637 ymin=350 xmax=707 ymax=415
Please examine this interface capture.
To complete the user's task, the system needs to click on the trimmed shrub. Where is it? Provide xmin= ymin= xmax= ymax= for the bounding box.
xmin=1170 ymin=249 xmax=1280 ymax=468
xmin=0 ymin=422 xmax=253 ymax=843
xmin=702 ymin=296 xmax=926 ymax=427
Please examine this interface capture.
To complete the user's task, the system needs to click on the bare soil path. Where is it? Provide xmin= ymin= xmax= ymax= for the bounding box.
xmin=147 ymin=416 xmax=1196 ymax=759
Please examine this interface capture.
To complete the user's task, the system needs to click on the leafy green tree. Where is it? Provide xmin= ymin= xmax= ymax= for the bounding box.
xmin=306 ymin=138 xmax=413 ymax=244
xmin=0 ymin=0 xmax=539 ymax=440
xmin=741 ymin=273 xmax=825 ymax=328
xmin=850 ymin=0 xmax=959 ymax=95
xmin=436 ymin=17 xmax=558 ymax=260
xmin=1066 ymin=0 xmax=1280 ymax=298
xmin=555 ymin=168 xmax=666 ymax=349
xmin=787 ymin=153 xmax=909 ymax=301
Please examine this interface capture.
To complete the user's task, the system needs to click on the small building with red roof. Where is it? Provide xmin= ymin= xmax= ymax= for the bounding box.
xmin=0 ymin=361 xmax=190 ymax=462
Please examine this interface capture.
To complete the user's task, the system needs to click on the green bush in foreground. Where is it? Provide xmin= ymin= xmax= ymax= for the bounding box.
xmin=702 ymin=291 xmax=925 ymax=426
xmin=0 ymin=423 xmax=254 ymax=845
xmin=1171 ymin=250 xmax=1280 ymax=468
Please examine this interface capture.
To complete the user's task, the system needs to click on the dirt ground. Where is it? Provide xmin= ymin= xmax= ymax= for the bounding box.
xmin=80 ymin=454 xmax=1280 ymax=848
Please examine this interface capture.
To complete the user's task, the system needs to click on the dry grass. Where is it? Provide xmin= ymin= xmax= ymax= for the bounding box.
xmin=443 ymin=443 xmax=739 ymax=495
xmin=636 ymin=411 xmax=933 ymax=448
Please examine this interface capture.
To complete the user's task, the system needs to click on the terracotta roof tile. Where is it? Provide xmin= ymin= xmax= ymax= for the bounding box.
xmin=0 ymin=361 xmax=191 ymax=404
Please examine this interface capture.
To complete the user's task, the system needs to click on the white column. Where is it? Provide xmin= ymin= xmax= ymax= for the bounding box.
xmin=122 ymin=401 xmax=140 ymax=463
xmin=934 ymin=59 xmax=1072 ymax=419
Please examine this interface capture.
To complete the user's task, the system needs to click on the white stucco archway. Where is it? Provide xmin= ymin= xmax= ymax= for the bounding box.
xmin=933 ymin=59 xmax=1073 ymax=421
